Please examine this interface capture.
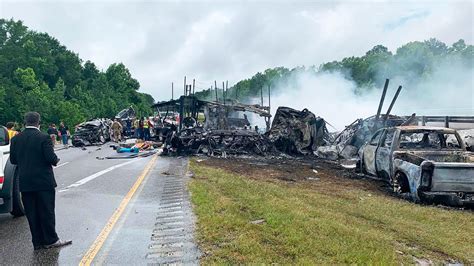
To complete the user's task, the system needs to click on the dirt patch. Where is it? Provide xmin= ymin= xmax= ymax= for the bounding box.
xmin=194 ymin=156 xmax=390 ymax=196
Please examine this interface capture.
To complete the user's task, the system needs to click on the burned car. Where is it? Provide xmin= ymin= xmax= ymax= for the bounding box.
xmin=72 ymin=119 xmax=111 ymax=147
xmin=268 ymin=107 xmax=330 ymax=155
xmin=360 ymin=126 xmax=474 ymax=205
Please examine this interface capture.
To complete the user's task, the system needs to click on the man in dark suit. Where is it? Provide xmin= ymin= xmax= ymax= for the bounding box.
xmin=10 ymin=112 xmax=72 ymax=250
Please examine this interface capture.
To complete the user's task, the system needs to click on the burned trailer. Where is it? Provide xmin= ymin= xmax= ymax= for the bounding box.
xmin=72 ymin=119 xmax=111 ymax=147
xmin=267 ymin=107 xmax=331 ymax=155
xmin=171 ymin=128 xmax=274 ymax=156
xmin=152 ymin=95 xmax=274 ymax=156
xmin=203 ymin=101 xmax=271 ymax=131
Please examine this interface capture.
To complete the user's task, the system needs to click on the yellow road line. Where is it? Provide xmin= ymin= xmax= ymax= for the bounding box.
xmin=79 ymin=155 xmax=158 ymax=266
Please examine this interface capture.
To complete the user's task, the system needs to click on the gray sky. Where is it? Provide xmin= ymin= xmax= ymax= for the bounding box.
xmin=1 ymin=0 xmax=473 ymax=102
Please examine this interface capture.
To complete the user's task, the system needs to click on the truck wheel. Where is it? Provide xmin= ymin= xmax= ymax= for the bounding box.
xmin=10 ymin=172 xmax=25 ymax=217
xmin=393 ymin=172 xmax=410 ymax=195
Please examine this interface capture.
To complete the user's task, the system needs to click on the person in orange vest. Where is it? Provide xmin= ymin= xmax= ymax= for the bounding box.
xmin=6 ymin=122 xmax=18 ymax=140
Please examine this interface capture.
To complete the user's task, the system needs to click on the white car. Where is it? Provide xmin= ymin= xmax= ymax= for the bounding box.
xmin=0 ymin=126 xmax=24 ymax=216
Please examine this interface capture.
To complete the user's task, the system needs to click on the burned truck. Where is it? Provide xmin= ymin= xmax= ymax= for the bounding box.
xmin=360 ymin=126 xmax=474 ymax=205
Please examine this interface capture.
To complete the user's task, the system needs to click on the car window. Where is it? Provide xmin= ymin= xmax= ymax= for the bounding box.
xmin=399 ymin=132 xmax=462 ymax=150
xmin=381 ymin=130 xmax=395 ymax=147
xmin=0 ymin=126 xmax=9 ymax=146
xmin=369 ymin=130 xmax=383 ymax=146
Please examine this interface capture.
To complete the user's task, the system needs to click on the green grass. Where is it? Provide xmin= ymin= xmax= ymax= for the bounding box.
xmin=188 ymin=160 xmax=474 ymax=264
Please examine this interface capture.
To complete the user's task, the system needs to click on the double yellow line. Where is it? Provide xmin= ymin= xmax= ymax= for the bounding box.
xmin=79 ymin=155 xmax=158 ymax=266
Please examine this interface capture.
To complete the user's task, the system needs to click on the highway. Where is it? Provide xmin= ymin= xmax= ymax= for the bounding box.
xmin=0 ymin=145 xmax=200 ymax=265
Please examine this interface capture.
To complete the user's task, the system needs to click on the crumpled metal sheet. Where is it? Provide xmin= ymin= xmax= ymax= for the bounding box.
xmin=267 ymin=107 xmax=330 ymax=155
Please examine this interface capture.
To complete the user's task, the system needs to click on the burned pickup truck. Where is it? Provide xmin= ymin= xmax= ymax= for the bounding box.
xmin=360 ymin=126 xmax=474 ymax=205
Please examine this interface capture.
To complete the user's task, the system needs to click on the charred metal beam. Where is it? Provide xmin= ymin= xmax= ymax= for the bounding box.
xmin=184 ymin=76 xmax=187 ymax=96
xmin=375 ymin=79 xmax=389 ymax=120
xmin=384 ymin=85 xmax=402 ymax=120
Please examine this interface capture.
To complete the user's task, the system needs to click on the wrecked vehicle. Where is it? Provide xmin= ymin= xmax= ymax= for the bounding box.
xmin=268 ymin=107 xmax=330 ymax=155
xmin=167 ymin=128 xmax=274 ymax=156
xmin=116 ymin=106 xmax=136 ymax=121
xmin=153 ymin=95 xmax=274 ymax=157
xmin=360 ymin=126 xmax=474 ymax=205
xmin=72 ymin=119 xmax=111 ymax=147
xmin=316 ymin=114 xmax=415 ymax=160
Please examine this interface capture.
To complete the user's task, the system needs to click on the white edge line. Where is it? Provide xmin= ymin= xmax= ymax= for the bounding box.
xmin=54 ymin=162 xmax=70 ymax=169
xmin=58 ymin=158 xmax=143 ymax=192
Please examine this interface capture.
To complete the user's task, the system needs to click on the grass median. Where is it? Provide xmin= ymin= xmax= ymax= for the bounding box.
xmin=188 ymin=158 xmax=473 ymax=264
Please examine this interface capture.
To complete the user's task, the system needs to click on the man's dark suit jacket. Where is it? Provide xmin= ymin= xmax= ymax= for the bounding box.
xmin=10 ymin=127 xmax=59 ymax=192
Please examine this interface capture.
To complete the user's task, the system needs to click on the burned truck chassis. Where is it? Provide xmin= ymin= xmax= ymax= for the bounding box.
xmin=167 ymin=128 xmax=274 ymax=157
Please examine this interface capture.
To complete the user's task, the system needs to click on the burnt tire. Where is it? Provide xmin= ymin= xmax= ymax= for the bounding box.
xmin=10 ymin=172 xmax=25 ymax=217
xmin=393 ymin=172 xmax=410 ymax=195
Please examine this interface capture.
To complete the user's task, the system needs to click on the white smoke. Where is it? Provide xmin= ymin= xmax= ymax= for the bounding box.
xmin=270 ymin=71 xmax=380 ymax=131
xmin=269 ymin=60 xmax=473 ymax=131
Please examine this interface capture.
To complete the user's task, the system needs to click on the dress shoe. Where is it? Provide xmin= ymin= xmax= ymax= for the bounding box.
xmin=44 ymin=239 xmax=72 ymax=249
xmin=34 ymin=245 xmax=44 ymax=250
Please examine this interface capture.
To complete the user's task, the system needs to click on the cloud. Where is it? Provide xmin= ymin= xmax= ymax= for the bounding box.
xmin=0 ymin=0 xmax=472 ymax=105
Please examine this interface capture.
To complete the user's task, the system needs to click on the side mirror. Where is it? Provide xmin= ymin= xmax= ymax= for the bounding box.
xmin=0 ymin=126 xmax=10 ymax=146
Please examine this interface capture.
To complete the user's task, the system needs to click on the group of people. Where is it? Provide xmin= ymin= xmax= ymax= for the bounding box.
xmin=112 ymin=117 xmax=155 ymax=142
xmin=5 ymin=121 xmax=70 ymax=148
xmin=46 ymin=122 xmax=70 ymax=147
xmin=133 ymin=117 xmax=154 ymax=141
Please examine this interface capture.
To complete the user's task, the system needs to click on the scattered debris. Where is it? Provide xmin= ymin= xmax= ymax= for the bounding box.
xmin=249 ymin=219 xmax=266 ymax=225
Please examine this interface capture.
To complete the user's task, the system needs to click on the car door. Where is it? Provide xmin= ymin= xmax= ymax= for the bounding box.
xmin=363 ymin=129 xmax=384 ymax=175
xmin=375 ymin=128 xmax=395 ymax=180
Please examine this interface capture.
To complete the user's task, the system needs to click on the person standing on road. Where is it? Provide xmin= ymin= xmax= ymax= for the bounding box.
xmin=58 ymin=122 xmax=69 ymax=148
xmin=132 ymin=118 xmax=139 ymax=138
xmin=143 ymin=117 xmax=151 ymax=141
xmin=111 ymin=119 xmax=123 ymax=142
xmin=137 ymin=118 xmax=144 ymax=140
xmin=47 ymin=123 xmax=58 ymax=145
xmin=6 ymin=122 xmax=18 ymax=139
xmin=9 ymin=112 xmax=72 ymax=250
xmin=125 ymin=118 xmax=132 ymax=137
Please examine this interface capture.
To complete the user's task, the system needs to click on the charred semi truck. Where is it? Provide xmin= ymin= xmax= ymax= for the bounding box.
xmin=360 ymin=126 xmax=474 ymax=205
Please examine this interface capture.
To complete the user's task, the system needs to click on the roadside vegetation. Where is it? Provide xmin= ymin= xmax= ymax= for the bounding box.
xmin=188 ymin=158 xmax=474 ymax=264
xmin=0 ymin=19 xmax=154 ymax=128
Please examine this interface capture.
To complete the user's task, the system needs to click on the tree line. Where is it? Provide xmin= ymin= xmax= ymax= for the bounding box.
xmin=0 ymin=19 xmax=154 ymax=130
xmin=195 ymin=38 xmax=472 ymax=102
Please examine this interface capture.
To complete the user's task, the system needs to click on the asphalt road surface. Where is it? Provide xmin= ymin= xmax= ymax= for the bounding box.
xmin=0 ymin=145 xmax=200 ymax=265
